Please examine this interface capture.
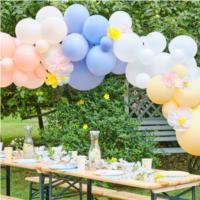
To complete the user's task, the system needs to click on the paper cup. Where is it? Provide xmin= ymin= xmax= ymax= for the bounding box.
xmin=77 ymin=155 xmax=87 ymax=170
xmin=4 ymin=147 xmax=13 ymax=161
xmin=70 ymin=151 xmax=78 ymax=159
xmin=142 ymin=158 xmax=152 ymax=170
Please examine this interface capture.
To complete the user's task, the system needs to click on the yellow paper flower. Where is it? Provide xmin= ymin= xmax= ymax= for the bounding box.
xmin=154 ymin=173 xmax=162 ymax=182
xmin=103 ymin=93 xmax=110 ymax=100
xmin=82 ymin=123 xmax=88 ymax=129
xmin=110 ymin=157 xmax=117 ymax=163
xmin=77 ymin=99 xmax=85 ymax=105
xmin=107 ymin=26 xmax=121 ymax=40
xmin=45 ymin=73 xmax=58 ymax=88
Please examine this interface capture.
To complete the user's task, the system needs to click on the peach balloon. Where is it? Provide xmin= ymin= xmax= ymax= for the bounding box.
xmin=176 ymin=106 xmax=200 ymax=156
xmin=13 ymin=45 xmax=40 ymax=72
xmin=0 ymin=70 xmax=13 ymax=87
xmin=34 ymin=65 xmax=47 ymax=78
xmin=0 ymin=32 xmax=16 ymax=59
xmin=170 ymin=64 xmax=187 ymax=78
xmin=162 ymin=100 xmax=179 ymax=118
xmin=147 ymin=75 xmax=176 ymax=104
xmin=174 ymin=78 xmax=200 ymax=108
xmin=13 ymin=70 xmax=28 ymax=87
xmin=1 ymin=58 xmax=14 ymax=72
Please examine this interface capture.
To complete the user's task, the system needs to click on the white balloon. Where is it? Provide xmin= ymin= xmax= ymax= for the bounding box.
xmin=15 ymin=18 xmax=41 ymax=44
xmin=140 ymin=36 xmax=146 ymax=45
xmin=170 ymin=57 xmax=197 ymax=69
xmin=113 ymin=33 xmax=142 ymax=62
xmin=109 ymin=11 xmax=132 ymax=32
xmin=170 ymin=49 xmax=185 ymax=61
xmin=152 ymin=53 xmax=172 ymax=75
xmin=125 ymin=59 xmax=154 ymax=86
xmin=169 ymin=35 xmax=197 ymax=58
xmin=36 ymin=6 xmax=63 ymax=22
xmin=135 ymin=73 xmax=150 ymax=89
xmin=41 ymin=17 xmax=68 ymax=45
xmin=35 ymin=39 xmax=49 ymax=53
xmin=144 ymin=31 xmax=166 ymax=53
xmin=138 ymin=48 xmax=155 ymax=65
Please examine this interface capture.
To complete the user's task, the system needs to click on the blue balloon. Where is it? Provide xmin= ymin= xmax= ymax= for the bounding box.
xmin=111 ymin=59 xmax=127 ymax=75
xmin=69 ymin=60 xmax=104 ymax=91
xmin=64 ymin=4 xmax=89 ymax=33
xmin=62 ymin=33 xmax=89 ymax=62
xmin=100 ymin=36 xmax=113 ymax=52
xmin=86 ymin=46 xmax=117 ymax=76
xmin=83 ymin=15 xmax=109 ymax=44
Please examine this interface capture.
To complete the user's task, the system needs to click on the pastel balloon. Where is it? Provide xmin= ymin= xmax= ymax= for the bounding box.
xmin=169 ymin=35 xmax=197 ymax=58
xmin=83 ymin=15 xmax=109 ymax=44
xmin=144 ymin=32 xmax=166 ymax=53
xmin=174 ymin=78 xmax=200 ymax=108
xmin=162 ymin=100 xmax=178 ymax=118
xmin=138 ymin=48 xmax=155 ymax=65
xmin=69 ymin=60 xmax=104 ymax=91
xmin=111 ymin=59 xmax=127 ymax=75
xmin=0 ymin=70 xmax=13 ymax=87
xmin=100 ymin=36 xmax=113 ymax=52
xmin=34 ymin=65 xmax=47 ymax=78
xmin=170 ymin=64 xmax=187 ymax=78
xmin=62 ymin=33 xmax=89 ymax=61
xmin=113 ymin=33 xmax=142 ymax=62
xmin=13 ymin=70 xmax=28 ymax=87
xmin=41 ymin=17 xmax=67 ymax=45
xmin=176 ymin=106 xmax=200 ymax=156
xmin=0 ymin=32 xmax=16 ymax=59
xmin=86 ymin=46 xmax=116 ymax=76
xmin=147 ymin=75 xmax=175 ymax=104
xmin=35 ymin=40 xmax=49 ymax=53
xmin=36 ymin=6 xmax=63 ymax=22
xmin=15 ymin=18 xmax=41 ymax=44
xmin=170 ymin=49 xmax=185 ymax=61
xmin=13 ymin=45 xmax=40 ymax=72
xmin=135 ymin=73 xmax=150 ymax=89
xmin=64 ymin=4 xmax=89 ymax=33
xmin=1 ymin=58 xmax=14 ymax=71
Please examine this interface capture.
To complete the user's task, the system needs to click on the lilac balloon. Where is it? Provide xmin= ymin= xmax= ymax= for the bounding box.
xmin=69 ymin=60 xmax=104 ymax=91
xmin=111 ymin=59 xmax=127 ymax=75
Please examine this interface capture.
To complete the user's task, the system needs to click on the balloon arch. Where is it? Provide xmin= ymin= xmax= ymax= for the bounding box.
xmin=1 ymin=4 xmax=200 ymax=156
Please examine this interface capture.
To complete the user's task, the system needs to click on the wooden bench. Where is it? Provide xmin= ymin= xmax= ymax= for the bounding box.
xmin=0 ymin=195 xmax=22 ymax=200
xmin=139 ymin=118 xmax=184 ymax=154
xmin=25 ymin=176 xmax=163 ymax=200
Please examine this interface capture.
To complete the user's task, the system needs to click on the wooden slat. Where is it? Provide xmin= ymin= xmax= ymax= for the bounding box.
xmin=154 ymin=148 xmax=185 ymax=154
xmin=142 ymin=132 xmax=175 ymax=137
xmin=141 ymin=119 xmax=168 ymax=125
xmin=153 ymin=136 xmax=177 ymax=142
xmin=0 ymin=195 xmax=22 ymax=200
xmin=139 ymin=125 xmax=172 ymax=131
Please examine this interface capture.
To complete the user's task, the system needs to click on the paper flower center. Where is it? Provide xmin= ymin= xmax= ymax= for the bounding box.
xmin=107 ymin=27 xmax=121 ymax=40
xmin=177 ymin=117 xmax=186 ymax=125
xmin=182 ymin=81 xmax=189 ymax=88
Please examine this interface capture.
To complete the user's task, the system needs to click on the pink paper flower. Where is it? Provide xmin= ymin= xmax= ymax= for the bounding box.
xmin=161 ymin=72 xmax=178 ymax=88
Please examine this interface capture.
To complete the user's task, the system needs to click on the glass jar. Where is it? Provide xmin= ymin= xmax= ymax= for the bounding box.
xmin=88 ymin=130 xmax=101 ymax=170
xmin=23 ymin=125 xmax=34 ymax=159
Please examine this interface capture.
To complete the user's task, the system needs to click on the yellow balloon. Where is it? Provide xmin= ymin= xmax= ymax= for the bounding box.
xmin=174 ymin=78 xmax=200 ymax=108
xmin=170 ymin=64 xmax=187 ymax=78
xmin=162 ymin=100 xmax=178 ymax=118
xmin=147 ymin=75 xmax=175 ymax=104
xmin=176 ymin=106 xmax=200 ymax=156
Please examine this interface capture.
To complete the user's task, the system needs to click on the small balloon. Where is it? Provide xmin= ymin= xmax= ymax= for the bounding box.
xmin=100 ymin=36 xmax=113 ymax=52
xmin=86 ymin=46 xmax=116 ymax=76
xmin=162 ymin=100 xmax=178 ymax=118
xmin=0 ymin=70 xmax=13 ymax=87
xmin=35 ymin=40 xmax=49 ymax=53
xmin=135 ymin=73 xmax=150 ymax=89
xmin=1 ymin=58 xmax=14 ymax=72
xmin=111 ymin=59 xmax=127 ymax=75
xmin=170 ymin=64 xmax=187 ymax=78
xmin=34 ymin=65 xmax=47 ymax=78
xmin=138 ymin=48 xmax=155 ymax=65
xmin=13 ymin=70 xmax=28 ymax=87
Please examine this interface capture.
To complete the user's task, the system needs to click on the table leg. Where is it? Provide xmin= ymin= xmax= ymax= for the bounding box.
xmin=48 ymin=174 xmax=52 ymax=200
xmin=6 ymin=166 xmax=10 ymax=196
xmin=151 ymin=191 xmax=157 ymax=200
xmin=192 ymin=186 xmax=196 ymax=200
xmin=87 ymin=179 xmax=92 ymax=200
xmin=39 ymin=173 xmax=45 ymax=200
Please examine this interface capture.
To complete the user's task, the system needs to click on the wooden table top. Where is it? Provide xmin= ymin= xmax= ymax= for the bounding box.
xmin=1 ymin=160 xmax=200 ymax=190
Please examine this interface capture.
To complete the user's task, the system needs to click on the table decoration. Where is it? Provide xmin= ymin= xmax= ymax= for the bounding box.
xmin=0 ymin=142 xmax=3 ymax=152
xmin=13 ymin=158 xmax=38 ymax=164
xmin=77 ymin=155 xmax=87 ymax=170
xmin=4 ymin=147 xmax=13 ymax=161
xmin=142 ymin=158 xmax=152 ymax=170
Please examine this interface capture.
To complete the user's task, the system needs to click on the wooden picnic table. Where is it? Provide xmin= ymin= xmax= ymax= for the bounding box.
xmin=1 ymin=159 xmax=200 ymax=200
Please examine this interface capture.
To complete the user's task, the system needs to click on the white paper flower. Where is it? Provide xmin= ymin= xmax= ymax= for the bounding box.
xmin=56 ymin=74 xmax=70 ymax=86
xmin=167 ymin=108 xmax=192 ymax=132
xmin=175 ymin=76 xmax=192 ymax=90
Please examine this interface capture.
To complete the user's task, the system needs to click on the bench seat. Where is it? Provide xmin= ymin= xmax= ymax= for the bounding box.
xmin=0 ymin=195 xmax=22 ymax=200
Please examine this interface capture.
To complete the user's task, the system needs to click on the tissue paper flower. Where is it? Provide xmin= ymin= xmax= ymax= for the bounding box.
xmin=103 ymin=93 xmax=110 ymax=100
xmin=175 ymin=76 xmax=191 ymax=90
xmin=167 ymin=108 xmax=192 ymax=132
xmin=161 ymin=72 xmax=178 ymax=88
xmin=107 ymin=26 xmax=121 ymax=40
xmin=45 ymin=72 xmax=58 ymax=88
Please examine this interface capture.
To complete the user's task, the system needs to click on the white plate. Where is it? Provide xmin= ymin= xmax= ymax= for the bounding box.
xmin=0 ymin=154 xmax=5 ymax=158
xmin=94 ymin=170 xmax=124 ymax=176
xmin=159 ymin=171 xmax=189 ymax=177
xmin=14 ymin=159 xmax=38 ymax=164
xmin=49 ymin=164 xmax=77 ymax=170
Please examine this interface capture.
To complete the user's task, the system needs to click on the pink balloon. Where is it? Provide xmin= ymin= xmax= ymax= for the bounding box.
xmin=13 ymin=69 xmax=28 ymax=87
xmin=0 ymin=69 xmax=13 ymax=87
xmin=1 ymin=58 xmax=14 ymax=72
xmin=0 ymin=32 xmax=16 ymax=59
xmin=34 ymin=64 xmax=47 ymax=78
xmin=13 ymin=45 xmax=40 ymax=72
xmin=15 ymin=38 xmax=21 ymax=46
xmin=23 ymin=71 xmax=45 ymax=89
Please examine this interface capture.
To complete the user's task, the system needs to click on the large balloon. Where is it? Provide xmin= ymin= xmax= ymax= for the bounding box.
xmin=36 ymin=6 xmax=63 ymax=22
xmin=144 ymin=32 xmax=166 ymax=53
xmin=109 ymin=11 xmax=132 ymax=32
xmin=162 ymin=100 xmax=178 ymax=118
xmin=0 ymin=70 xmax=13 ymax=87
xmin=147 ymin=75 xmax=175 ymax=104
xmin=169 ymin=35 xmax=197 ymax=58
xmin=83 ymin=15 xmax=109 ymax=44
xmin=86 ymin=46 xmax=116 ymax=76
xmin=0 ymin=58 xmax=14 ymax=72
xmin=69 ymin=60 xmax=104 ymax=91
xmin=176 ymin=106 xmax=200 ymax=156
xmin=13 ymin=70 xmax=28 ymax=87
xmin=135 ymin=73 xmax=150 ymax=89
xmin=0 ymin=32 xmax=16 ymax=59
xmin=174 ymin=78 xmax=200 ymax=108
xmin=138 ymin=48 xmax=155 ymax=65
xmin=41 ymin=17 xmax=67 ymax=45
xmin=64 ymin=4 xmax=89 ymax=33
xmin=15 ymin=18 xmax=41 ymax=44
xmin=62 ymin=33 xmax=89 ymax=61
xmin=111 ymin=59 xmax=127 ymax=75
xmin=170 ymin=64 xmax=187 ymax=78
xmin=13 ymin=45 xmax=40 ymax=72
xmin=113 ymin=33 xmax=142 ymax=62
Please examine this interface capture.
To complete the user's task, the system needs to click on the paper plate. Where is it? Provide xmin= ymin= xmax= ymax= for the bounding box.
xmin=94 ymin=170 xmax=124 ymax=176
xmin=159 ymin=171 xmax=189 ymax=177
xmin=49 ymin=164 xmax=77 ymax=170
xmin=14 ymin=159 xmax=38 ymax=164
